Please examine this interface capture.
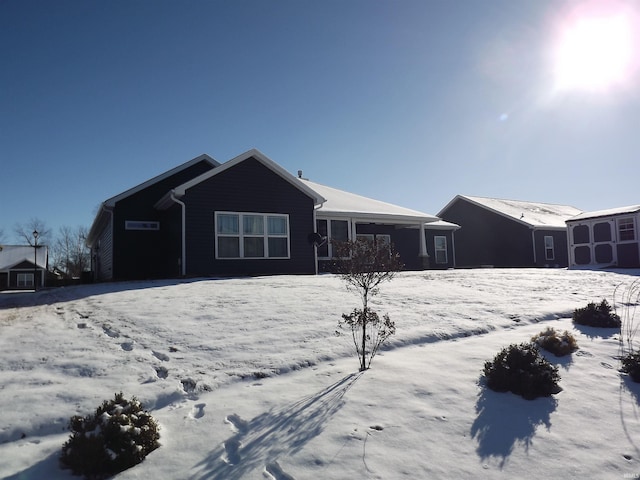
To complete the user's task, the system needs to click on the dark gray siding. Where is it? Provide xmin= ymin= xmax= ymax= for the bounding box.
xmin=317 ymin=224 xmax=456 ymax=272
xmin=533 ymin=230 xmax=570 ymax=267
xmin=182 ymin=157 xmax=317 ymax=276
xmin=439 ymin=199 xmax=534 ymax=267
xmin=618 ymin=243 xmax=640 ymax=267
xmin=111 ymin=160 xmax=213 ymax=280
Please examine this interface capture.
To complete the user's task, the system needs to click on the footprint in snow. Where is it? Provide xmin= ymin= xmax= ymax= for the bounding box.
xmin=154 ymin=366 xmax=168 ymax=379
xmin=120 ymin=341 xmax=134 ymax=351
xmin=152 ymin=351 xmax=170 ymax=362
xmin=190 ymin=403 xmax=206 ymax=419
xmin=225 ymin=413 xmax=249 ymax=434
xmin=102 ymin=325 xmax=120 ymax=338
xmin=222 ymin=438 xmax=242 ymax=466
xmin=265 ymin=461 xmax=296 ymax=480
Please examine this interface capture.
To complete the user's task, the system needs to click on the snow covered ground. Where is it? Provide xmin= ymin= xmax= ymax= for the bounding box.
xmin=1 ymin=268 xmax=640 ymax=479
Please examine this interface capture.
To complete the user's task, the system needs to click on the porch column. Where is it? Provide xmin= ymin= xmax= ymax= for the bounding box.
xmin=419 ymin=223 xmax=428 ymax=256
xmin=419 ymin=223 xmax=429 ymax=269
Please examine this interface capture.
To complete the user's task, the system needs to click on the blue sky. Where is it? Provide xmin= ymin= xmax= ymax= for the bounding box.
xmin=2 ymin=0 xmax=639 ymax=243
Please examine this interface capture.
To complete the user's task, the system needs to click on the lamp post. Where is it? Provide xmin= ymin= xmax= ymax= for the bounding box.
xmin=33 ymin=230 xmax=38 ymax=291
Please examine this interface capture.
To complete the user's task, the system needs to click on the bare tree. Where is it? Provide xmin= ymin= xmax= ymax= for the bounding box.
xmin=14 ymin=218 xmax=51 ymax=246
xmin=333 ymin=238 xmax=404 ymax=371
xmin=51 ymin=226 xmax=90 ymax=278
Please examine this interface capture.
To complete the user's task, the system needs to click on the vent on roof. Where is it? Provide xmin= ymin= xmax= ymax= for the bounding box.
xmin=297 ymin=170 xmax=303 ymax=178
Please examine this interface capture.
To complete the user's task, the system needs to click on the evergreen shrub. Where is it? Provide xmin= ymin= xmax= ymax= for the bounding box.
xmin=572 ymin=299 xmax=621 ymax=328
xmin=60 ymin=392 xmax=160 ymax=479
xmin=621 ymin=352 xmax=640 ymax=383
xmin=531 ymin=327 xmax=578 ymax=356
xmin=483 ymin=343 xmax=561 ymax=400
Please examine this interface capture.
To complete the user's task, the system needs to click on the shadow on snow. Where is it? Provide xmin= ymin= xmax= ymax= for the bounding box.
xmin=192 ymin=372 xmax=362 ymax=480
xmin=470 ymin=384 xmax=557 ymax=468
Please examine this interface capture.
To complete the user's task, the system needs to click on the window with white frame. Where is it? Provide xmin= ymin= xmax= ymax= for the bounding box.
xmin=544 ymin=235 xmax=555 ymax=260
xmin=215 ymin=212 xmax=289 ymax=259
xmin=618 ymin=217 xmax=636 ymax=242
xmin=434 ymin=236 xmax=448 ymax=264
xmin=316 ymin=219 xmax=350 ymax=258
xmin=17 ymin=273 xmax=34 ymax=287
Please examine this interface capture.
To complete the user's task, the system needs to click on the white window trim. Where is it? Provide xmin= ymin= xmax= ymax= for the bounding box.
xmin=17 ymin=272 xmax=34 ymax=287
xmin=544 ymin=235 xmax=555 ymax=261
xmin=214 ymin=211 xmax=290 ymax=260
xmin=434 ymin=235 xmax=448 ymax=264
xmin=618 ymin=217 xmax=636 ymax=243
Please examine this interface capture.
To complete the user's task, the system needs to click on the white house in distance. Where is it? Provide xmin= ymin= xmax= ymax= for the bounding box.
xmin=566 ymin=205 xmax=640 ymax=268
xmin=0 ymin=245 xmax=48 ymax=290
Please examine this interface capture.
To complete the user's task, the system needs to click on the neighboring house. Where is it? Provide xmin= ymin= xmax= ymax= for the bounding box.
xmin=298 ymin=177 xmax=459 ymax=270
xmin=86 ymin=149 xmax=457 ymax=281
xmin=438 ymin=195 xmax=582 ymax=268
xmin=566 ymin=205 xmax=640 ymax=268
xmin=0 ymin=245 xmax=48 ymax=290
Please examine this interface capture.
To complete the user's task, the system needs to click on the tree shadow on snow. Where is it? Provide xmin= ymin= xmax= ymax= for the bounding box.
xmin=3 ymin=450 xmax=74 ymax=480
xmin=470 ymin=384 xmax=558 ymax=468
xmin=0 ymin=277 xmax=232 ymax=309
xmin=573 ymin=324 xmax=620 ymax=340
xmin=191 ymin=372 xmax=362 ymax=480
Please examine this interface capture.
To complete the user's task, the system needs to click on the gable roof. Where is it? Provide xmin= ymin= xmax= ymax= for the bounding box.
xmin=87 ymin=154 xmax=219 ymax=246
xmin=299 ymin=178 xmax=443 ymax=225
xmin=439 ymin=195 xmax=582 ymax=230
xmin=568 ymin=204 xmax=640 ymax=222
xmin=103 ymin=154 xmax=219 ymax=208
xmin=0 ymin=245 xmax=47 ymax=271
xmin=157 ymin=149 xmax=326 ymax=207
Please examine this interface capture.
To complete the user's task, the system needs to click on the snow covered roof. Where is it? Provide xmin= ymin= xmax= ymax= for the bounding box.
xmin=0 ymin=245 xmax=47 ymax=271
xmin=299 ymin=178 xmax=444 ymax=225
xmin=440 ymin=195 xmax=582 ymax=230
xmin=568 ymin=204 xmax=640 ymax=222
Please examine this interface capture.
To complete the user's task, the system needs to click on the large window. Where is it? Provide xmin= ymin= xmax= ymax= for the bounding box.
xmin=316 ymin=219 xmax=350 ymax=258
xmin=434 ymin=236 xmax=448 ymax=264
xmin=544 ymin=236 xmax=555 ymax=261
xmin=215 ymin=212 xmax=289 ymax=259
xmin=619 ymin=218 xmax=636 ymax=242
xmin=17 ymin=273 xmax=34 ymax=287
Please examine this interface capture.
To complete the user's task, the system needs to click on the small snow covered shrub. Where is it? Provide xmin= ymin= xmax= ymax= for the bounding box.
xmin=621 ymin=353 xmax=640 ymax=382
xmin=531 ymin=327 xmax=578 ymax=356
xmin=572 ymin=299 xmax=621 ymax=328
xmin=60 ymin=392 xmax=160 ymax=479
xmin=483 ymin=343 xmax=561 ymax=400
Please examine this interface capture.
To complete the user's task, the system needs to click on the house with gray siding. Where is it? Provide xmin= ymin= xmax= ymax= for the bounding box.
xmin=87 ymin=149 xmax=456 ymax=281
xmin=0 ymin=245 xmax=48 ymax=290
xmin=438 ymin=195 xmax=582 ymax=268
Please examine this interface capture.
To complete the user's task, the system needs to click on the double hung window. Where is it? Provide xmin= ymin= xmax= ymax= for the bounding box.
xmin=619 ymin=218 xmax=636 ymax=242
xmin=215 ymin=212 xmax=289 ymax=259
xmin=434 ymin=236 xmax=448 ymax=264
xmin=17 ymin=273 xmax=34 ymax=287
xmin=544 ymin=236 xmax=555 ymax=261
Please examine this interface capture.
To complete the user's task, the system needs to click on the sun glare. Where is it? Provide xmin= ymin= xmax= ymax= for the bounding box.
xmin=552 ymin=2 xmax=639 ymax=93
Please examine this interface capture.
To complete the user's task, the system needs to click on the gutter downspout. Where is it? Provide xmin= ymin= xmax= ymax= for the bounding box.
xmin=451 ymin=229 xmax=457 ymax=268
xmin=531 ymin=229 xmax=537 ymax=266
xmin=170 ymin=191 xmax=187 ymax=276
